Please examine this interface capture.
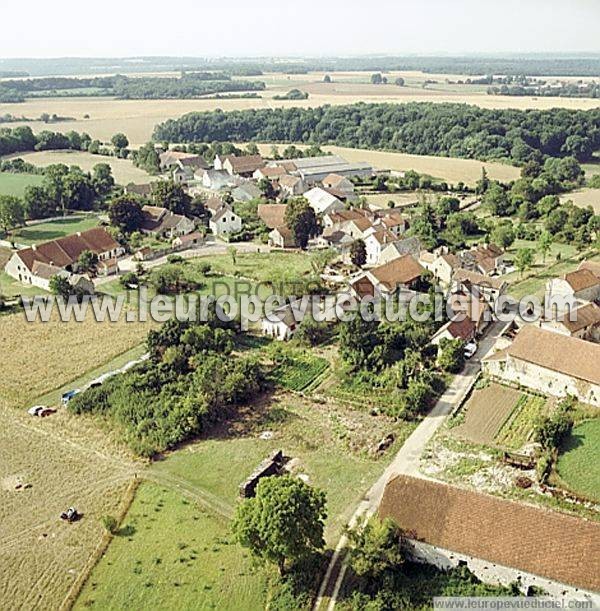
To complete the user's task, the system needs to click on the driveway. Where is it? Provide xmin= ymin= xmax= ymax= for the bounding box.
xmin=314 ymin=318 xmax=509 ymax=610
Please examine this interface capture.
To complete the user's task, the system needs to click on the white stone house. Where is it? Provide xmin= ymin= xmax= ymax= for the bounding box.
xmin=261 ymin=300 xmax=302 ymax=340
xmin=303 ymin=187 xmax=345 ymax=217
xmin=209 ymin=205 xmax=242 ymax=237
xmin=483 ymin=325 xmax=600 ymax=406
xmin=364 ymin=229 xmax=397 ymax=265
xmin=5 ymin=227 xmax=124 ymax=286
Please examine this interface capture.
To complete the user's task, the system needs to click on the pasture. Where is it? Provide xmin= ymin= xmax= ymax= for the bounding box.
xmin=556 ymin=419 xmax=600 ymax=502
xmin=560 ymin=188 xmax=600 ymax=213
xmin=3 ymin=69 xmax=600 ymax=146
xmin=74 ymin=483 xmax=268 ymax=611
xmin=3 ymin=149 xmax=153 ymax=185
xmin=452 ymin=383 xmax=523 ymax=445
xmin=10 ymin=215 xmax=101 ymax=246
xmin=0 ymin=172 xmax=44 ymax=197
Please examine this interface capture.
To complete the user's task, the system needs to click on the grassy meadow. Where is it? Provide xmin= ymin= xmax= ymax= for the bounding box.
xmin=0 ymin=172 xmax=44 ymax=197
xmin=556 ymin=419 xmax=600 ymax=502
xmin=9 ymin=215 xmax=101 ymax=245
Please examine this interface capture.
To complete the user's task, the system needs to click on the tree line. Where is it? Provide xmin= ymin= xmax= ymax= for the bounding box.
xmin=153 ymin=102 xmax=600 ymax=164
xmin=0 ymin=73 xmax=265 ymax=101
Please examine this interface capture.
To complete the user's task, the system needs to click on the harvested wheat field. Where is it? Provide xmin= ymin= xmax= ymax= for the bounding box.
xmin=452 ymin=383 xmax=523 ymax=445
xmin=3 ymin=150 xmax=153 ymax=185
xmin=3 ymin=71 xmax=600 ymax=146
xmin=0 ymin=310 xmax=150 ymax=407
xmin=0 ymin=404 xmax=137 ymax=610
xmin=560 ymin=188 xmax=600 ymax=213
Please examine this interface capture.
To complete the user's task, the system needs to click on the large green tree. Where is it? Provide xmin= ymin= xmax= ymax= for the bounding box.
xmin=151 ymin=180 xmax=191 ymax=216
xmin=109 ymin=196 xmax=144 ymax=233
xmin=232 ymin=475 xmax=327 ymax=575
xmin=283 ymin=198 xmax=320 ymax=249
xmin=0 ymin=195 xmax=25 ymax=234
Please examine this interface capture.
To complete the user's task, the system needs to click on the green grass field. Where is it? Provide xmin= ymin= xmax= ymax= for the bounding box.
xmin=75 ymin=482 xmax=269 ymax=611
xmin=0 ymin=172 xmax=44 ymax=197
xmin=10 ymin=215 xmax=101 ymax=245
xmin=556 ymin=419 xmax=600 ymax=502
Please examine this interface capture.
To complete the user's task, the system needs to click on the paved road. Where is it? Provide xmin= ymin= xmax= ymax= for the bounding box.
xmin=314 ymin=319 xmax=508 ymax=611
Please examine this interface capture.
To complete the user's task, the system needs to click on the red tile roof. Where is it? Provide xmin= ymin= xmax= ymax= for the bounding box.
xmin=379 ymin=474 xmax=600 ymax=592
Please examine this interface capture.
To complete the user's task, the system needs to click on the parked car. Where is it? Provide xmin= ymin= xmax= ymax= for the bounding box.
xmin=27 ymin=405 xmax=56 ymax=417
xmin=61 ymin=389 xmax=80 ymax=405
xmin=60 ymin=507 xmax=81 ymax=522
xmin=463 ymin=340 xmax=478 ymax=359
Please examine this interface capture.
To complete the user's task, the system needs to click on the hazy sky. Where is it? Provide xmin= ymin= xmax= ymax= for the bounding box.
xmin=2 ymin=0 xmax=600 ymax=57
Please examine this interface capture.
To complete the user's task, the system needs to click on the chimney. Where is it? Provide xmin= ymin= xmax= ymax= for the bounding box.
xmin=76 ymin=231 xmax=82 ymax=237
xmin=31 ymin=244 xmax=37 ymax=251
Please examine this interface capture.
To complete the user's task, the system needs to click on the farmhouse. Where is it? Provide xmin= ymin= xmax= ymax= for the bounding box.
xmin=209 ymin=205 xmax=242 ymax=237
xmin=232 ymin=183 xmax=262 ymax=202
xmin=378 ymin=237 xmax=422 ymax=265
xmin=452 ymin=269 xmax=507 ymax=307
xmin=379 ymin=474 xmax=600 ymax=599
xmin=172 ymin=231 xmax=203 ymax=250
xmin=277 ymin=174 xmax=306 ymax=197
xmin=460 ymin=243 xmax=505 ymax=276
xmin=352 ymin=254 xmax=425 ymax=298
xmin=140 ymin=206 xmax=195 ymax=239
xmin=304 ymin=187 xmax=345 ymax=216
xmin=546 ymin=269 xmax=600 ymax=305
xmin=540 ymin=301 xmax=600 ymax=342
xmin=220 ymin=154 xmax=265 ymax=177
xmin=257 ymin=204 xmax=287 ymax=229
xmin=364 ymin=229 xmax=398 ymax=265
xmin=159 ymin=150 xmax=204 ymax=171
xmin=420 ymin=251 xmax=462 ymax=287
xmin=482 ymin=325 xmax=600 ymax=406
xmin=6 ymin=227 xmax=123 ymax=286
xmin=261 ymin=301 xmax=301 ymax=340
xmin=253 ymin=166 xmax=287 ymax=181
xmin=324 ymin=208 xmax=371 ymax=230
xmin=201 ymin=169 xmax=239 ymax=191
xmin=322 ymin=173 xmax=355 ymax=194
xmin=268 ymin=225 xmax=296 ymax=249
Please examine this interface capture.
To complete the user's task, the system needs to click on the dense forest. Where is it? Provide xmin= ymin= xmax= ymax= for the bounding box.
xmin=0 ymin=73 xmax=265 ymax=101
xmin=4 ymin=55 xmax=600 ymax=77
xmin=153 ymin=102 xmax=600 ymax=164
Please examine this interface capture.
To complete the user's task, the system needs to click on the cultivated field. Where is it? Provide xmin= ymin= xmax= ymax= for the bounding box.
xmin=2 ymin=150 xmax=152 ymax=185
xmin=0 ymin=310 xmax=150 ymax=407
xmin=3 ymin=70 xmax=600 ymax=146
xmin=0 ymin=407 xmax=136 ymax=610
xmin=452 ymin=383 xmax=523 ymax=445
xmin=0 ymin=172 xmax=44 ymax=197
xmin=560 ymin=188 xmax=600 ymax=213
xmin=494 ymin=394 xmax=547 ymax=450
xmin=556 ymin=419 xmax=600 ymax=502
xmin=10 ymin=215 xmax=101 ymax=246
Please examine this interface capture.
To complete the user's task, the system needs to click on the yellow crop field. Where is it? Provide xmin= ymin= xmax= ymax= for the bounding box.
xmin=560 ymin=188 xmax=600 ymax=213
xmin=2 ymin=70 xmax=600 ymax=146
xmin=3 ymin=150 xmax=153 ymax=185
xmin=0 ymin=310 xmax=150 ymax=407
